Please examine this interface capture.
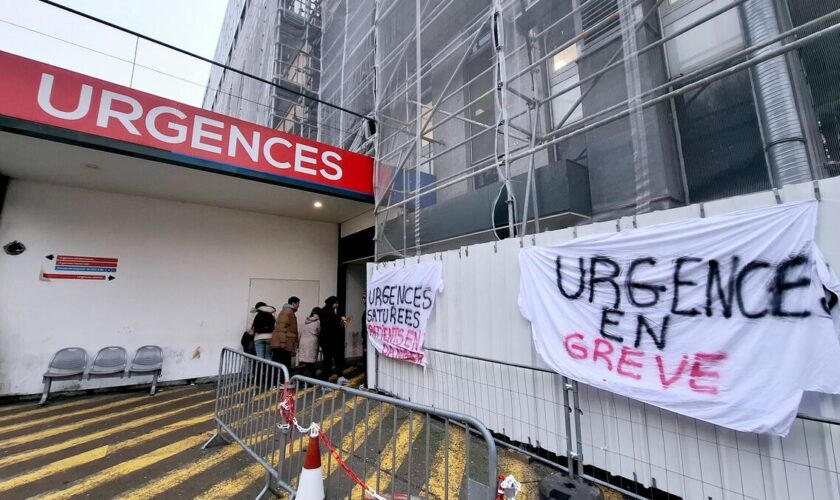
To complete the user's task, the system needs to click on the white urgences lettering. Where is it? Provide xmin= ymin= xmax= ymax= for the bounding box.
xmin=228 ymin=125 xmax=260 ymax=162
xmin=294 ymin=143 xmax=318 ymax=175
xmin=191 ymin=115 xmax=224 ymax=153
xmin=33 ymin=71 xmax=346 ymax=184
xmin=263 ymin=136 xmax=292 ymax=169
xmin=36 ymin=73 xmax=92 ymax=121
xmin=320 ymin=151 xmax=343 ymax=180
xmin=145 ymin=106 xmax=187 ymax=144
xmin=96 ymin=90 xmax=142 ymax=135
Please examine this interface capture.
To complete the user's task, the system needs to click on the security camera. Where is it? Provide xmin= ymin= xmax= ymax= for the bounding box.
xmin=3 ymin=241 xmax=25 ymax=256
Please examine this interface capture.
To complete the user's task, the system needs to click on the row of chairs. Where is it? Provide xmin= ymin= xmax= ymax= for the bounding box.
xmin=40 ymin=346 xmax=163 ymax=405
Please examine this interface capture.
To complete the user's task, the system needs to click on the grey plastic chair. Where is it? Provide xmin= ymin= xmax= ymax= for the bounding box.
xmin=87 ymin=346 xmax=127 ymax=380
xmin=39 ymin=347 xmax=88 ymax=406
xmin=128 ymin=345 xmax=163 ymax=395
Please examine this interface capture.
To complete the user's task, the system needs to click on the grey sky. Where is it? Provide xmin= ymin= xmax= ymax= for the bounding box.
xmin=0 ymin=0 xmax=229 ymax=107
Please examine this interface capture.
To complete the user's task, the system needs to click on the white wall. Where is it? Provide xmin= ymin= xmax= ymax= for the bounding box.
xmin=0 ymin=180 xmax=339 ymax=396
xmin=371 ymin=177 xmax=840 ymax=500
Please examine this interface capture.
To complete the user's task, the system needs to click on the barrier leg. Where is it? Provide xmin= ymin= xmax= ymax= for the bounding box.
xmin=254 ymin=471 xmax=274 ymax=500
xmin=202 ymin=423 xmax=231 ymax=449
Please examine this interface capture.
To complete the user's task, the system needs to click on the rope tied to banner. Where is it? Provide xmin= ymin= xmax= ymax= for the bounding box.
xmin=277 ymin=388 xmax=386 ymax=500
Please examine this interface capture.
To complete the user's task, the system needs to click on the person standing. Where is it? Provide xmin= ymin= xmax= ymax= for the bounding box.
xmin=298 ymin=307 xmax=321 ymax=379
xmin=271 ymin=296 xmax=300 ymax=369
xmin=251 ymin=301 xmax=276 ymax=360
xmin=319 ymin=296 xmax=349 ymax=385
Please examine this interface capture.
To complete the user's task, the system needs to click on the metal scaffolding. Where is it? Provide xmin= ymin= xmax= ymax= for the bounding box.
xmin=202 ymin=0 xmax=840 ymax=260
xmin=204 ymin=0 xmax=373 ymax=144
xmin=318 ymin=0 xmax=376 ymax=152
xmin=369 ymin=0 xmax=840 ymax=260
xmin=270 ymin=0 xmax=322 ymax=138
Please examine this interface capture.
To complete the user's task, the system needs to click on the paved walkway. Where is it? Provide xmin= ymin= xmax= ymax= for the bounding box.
xmin=0 ymin=369 xmax=577 ymax=499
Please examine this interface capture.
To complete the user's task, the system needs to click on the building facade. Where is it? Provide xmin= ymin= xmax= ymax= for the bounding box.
xmin=207 ymin=0 xmax=840 ymax=259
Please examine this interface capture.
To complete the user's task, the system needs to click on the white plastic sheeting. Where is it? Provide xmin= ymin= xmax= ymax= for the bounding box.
xmin=371 ymin=176 xmax=840 ymax=499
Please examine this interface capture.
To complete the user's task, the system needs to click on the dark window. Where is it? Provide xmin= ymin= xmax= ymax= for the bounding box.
xmin=673 ymin=71 xmax=770 ymax=202
xmin=465 ymin=47 xmax=499 ymax=189
xmin=788 ymin=1 xmax=840 ymax=175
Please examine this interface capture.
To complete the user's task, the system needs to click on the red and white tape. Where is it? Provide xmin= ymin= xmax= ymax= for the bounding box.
xmin=278 ymin=390 xmax=386 ymax=500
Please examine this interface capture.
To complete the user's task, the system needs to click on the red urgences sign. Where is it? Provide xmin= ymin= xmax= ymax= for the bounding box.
xmin=0 ymin=51 xmax=373 ymax=200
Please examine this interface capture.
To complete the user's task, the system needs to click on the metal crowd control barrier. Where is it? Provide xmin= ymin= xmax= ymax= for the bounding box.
xmin=203 ymin=348 xmax=292 ymax=498
xmin=376 ymin=347 xmax=840 ymax=500
xmin=205 ymin=347 xmax=499 ymax=499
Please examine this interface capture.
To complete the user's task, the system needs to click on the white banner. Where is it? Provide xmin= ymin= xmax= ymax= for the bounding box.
xmin=366 ymin=262 xmax=443 ymax=366
xmin=519 ymin=202 xmax=840 ymax=435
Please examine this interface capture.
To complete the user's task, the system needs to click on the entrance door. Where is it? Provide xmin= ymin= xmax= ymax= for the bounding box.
xmin=344 ymin=263 xmax=367 ymax=357
xmin=246 ymin=279 xmax=321 ymax=350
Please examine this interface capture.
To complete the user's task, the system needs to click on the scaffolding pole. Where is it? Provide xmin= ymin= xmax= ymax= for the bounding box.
xmin=494 ymin=0 xmax=516 ymax=238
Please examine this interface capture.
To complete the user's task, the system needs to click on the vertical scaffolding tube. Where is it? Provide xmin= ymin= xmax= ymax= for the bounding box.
xmin=339 ymin=0 xmax=349 ymax=146
xmin=520 ymin=103 xmax=540 ymax=235
xmin=493 ymin=0 xmax=517 ymax=238
xmin=414 ymin=0 xmax=423 ymax=255
xmin=517 ymin=2 xmax=542 ymax=236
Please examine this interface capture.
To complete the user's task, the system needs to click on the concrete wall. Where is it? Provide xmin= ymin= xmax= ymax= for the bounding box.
xmin=0 ymin=180 xmax=339 ymax=396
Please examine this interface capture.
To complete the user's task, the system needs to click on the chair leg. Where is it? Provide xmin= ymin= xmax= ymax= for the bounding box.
xmin=38 ymin=377 xmax=52 ymax=406
xmin=149 ymin=371 xmax=159 ymax=396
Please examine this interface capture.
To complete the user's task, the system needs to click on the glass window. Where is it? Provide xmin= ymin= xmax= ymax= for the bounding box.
xmin=662 ymin=0 xmax=744 ymax=76
xmin=420 ymin=105 xmax=434 ymax=175
xmin=550 ymin=43 xmax=583 ymax=127
xmin=551 ymin=73 xmax=583 ymax=127
xmin=552 ymin=44 xmax=578 ymax=72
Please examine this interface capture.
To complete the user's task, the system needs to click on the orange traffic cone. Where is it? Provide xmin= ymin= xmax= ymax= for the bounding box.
xmin=296 ymin=434 xmax=325 ymax=500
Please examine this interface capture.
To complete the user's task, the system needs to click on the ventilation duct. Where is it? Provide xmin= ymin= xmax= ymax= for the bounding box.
xmin=742 ymin=0 xmax=812 ymax=186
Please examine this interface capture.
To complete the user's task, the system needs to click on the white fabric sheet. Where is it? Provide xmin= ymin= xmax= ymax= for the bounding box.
xmin=519 ymin=201 xmax=840 ymax=435
xmin=366 ymin=262 xmax=444 ymax=366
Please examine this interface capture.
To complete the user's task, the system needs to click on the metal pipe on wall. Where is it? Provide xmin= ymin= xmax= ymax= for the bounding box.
xmin=742 ymin=0 xmax=813 ymax=185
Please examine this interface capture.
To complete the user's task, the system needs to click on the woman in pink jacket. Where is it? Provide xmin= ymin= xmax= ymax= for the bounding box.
xmin=298 ymin=308 xmax=321 ymax=378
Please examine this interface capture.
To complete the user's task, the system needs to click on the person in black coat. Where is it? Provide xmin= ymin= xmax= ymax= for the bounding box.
xmin=319 ymin=296 xmax=348 ymax=385
xmin=250 ymin=301 xmax=277 ymax=360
